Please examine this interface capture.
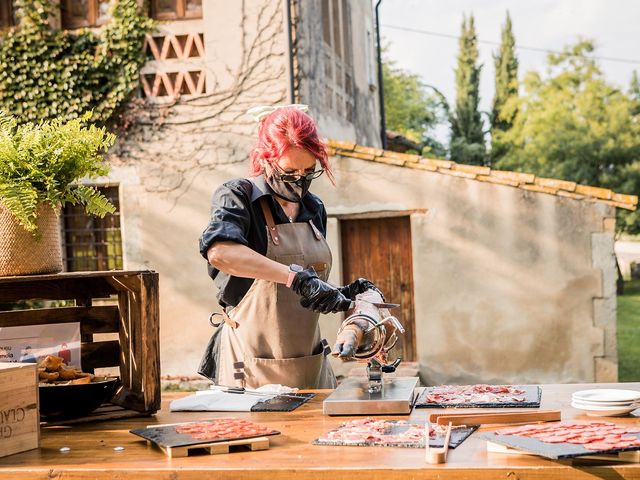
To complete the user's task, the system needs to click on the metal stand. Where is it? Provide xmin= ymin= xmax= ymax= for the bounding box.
xmin=323 ymin=292 xmax=418 ymax=415
xmin=324 ymin=354 xmax=416 ymax=415
xmin=323 ymin=375 xmax=418 ymax=415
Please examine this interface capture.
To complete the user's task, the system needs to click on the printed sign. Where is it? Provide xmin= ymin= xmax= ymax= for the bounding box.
xmin=0 ymin=323 xmax=81 ymax=368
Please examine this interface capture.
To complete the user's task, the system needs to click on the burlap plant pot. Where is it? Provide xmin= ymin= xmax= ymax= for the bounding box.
xmin=0 ymin=203 xmax=63 ymax=276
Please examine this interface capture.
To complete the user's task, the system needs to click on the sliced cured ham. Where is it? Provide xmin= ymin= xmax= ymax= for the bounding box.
xmin=496 ymin=421 xmax=640 ymax=452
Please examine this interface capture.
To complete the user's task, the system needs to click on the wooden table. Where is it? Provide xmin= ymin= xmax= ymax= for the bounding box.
xmin=0 ymin=383 xmax=639 ymax=479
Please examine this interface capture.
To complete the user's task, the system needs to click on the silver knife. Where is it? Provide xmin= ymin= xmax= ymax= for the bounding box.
xmin=348 ymin=300 xmax=400 ymax=309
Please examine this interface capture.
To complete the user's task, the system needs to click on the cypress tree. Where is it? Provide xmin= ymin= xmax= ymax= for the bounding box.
xmin=491 ymin=12 xmax=518 ymax=163
xmin=450 ymin=14 xmax=486 ymax=165
xmin=631 ymin=70 xmax=640 ymax=115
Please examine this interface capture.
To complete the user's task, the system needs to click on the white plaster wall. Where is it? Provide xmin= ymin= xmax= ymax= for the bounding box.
xmin=312 ymin=157 xmax=617 ymax=384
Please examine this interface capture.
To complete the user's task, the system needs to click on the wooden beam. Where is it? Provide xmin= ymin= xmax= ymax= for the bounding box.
xmin=0 ymin=306 xmax=119 ymax=335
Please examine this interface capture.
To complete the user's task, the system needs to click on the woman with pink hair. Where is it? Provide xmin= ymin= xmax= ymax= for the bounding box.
xmin=198 ymin=106 xmax=379 ymax=389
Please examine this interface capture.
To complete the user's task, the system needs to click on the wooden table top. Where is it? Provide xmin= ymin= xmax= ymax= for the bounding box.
xmin=0 ymin=382 xmax=639 ymax=479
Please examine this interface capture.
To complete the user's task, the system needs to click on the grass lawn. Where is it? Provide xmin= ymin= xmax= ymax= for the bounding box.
xmin=618 ymin=279 xmax=640 ymax=382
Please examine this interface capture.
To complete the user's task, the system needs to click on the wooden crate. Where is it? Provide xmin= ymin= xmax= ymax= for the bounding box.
xmin=0 ymin=363 xmax=39 ymax=457
xmin=0 ymin=271 xmax=160 ymax=420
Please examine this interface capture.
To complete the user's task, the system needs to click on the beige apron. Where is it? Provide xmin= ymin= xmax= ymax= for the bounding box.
xmin=216 ymin=196 xmax=337 ymax=389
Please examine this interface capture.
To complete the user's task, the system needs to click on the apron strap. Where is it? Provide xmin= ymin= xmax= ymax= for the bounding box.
xmin=209 ymin=311 xmax=239 ymax=329
xmin=308 ymin=220 xmax=323 ymax=241
xmin=259 ymin=197 xmax=280 ymax=246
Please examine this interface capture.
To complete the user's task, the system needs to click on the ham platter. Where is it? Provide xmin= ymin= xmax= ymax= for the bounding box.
xmin=415 ymin=384 xmax=542 ymax=408
xmin=130 ymin=418 xmax=280 ymax=450
xmin=481 ymin=420 xmax=640 ymax=459
xmin=313 ymin=418 xmax=476 ymax=448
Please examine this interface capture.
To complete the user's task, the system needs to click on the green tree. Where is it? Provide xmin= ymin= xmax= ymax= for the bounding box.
xmin=630 ymin=70 xmax=640 ymax=115
xmin=494 ymin=41 xmax=640 ymax=233
xmin=490 ymin=11 xmax=518 ymax=164
xmin=383 ymin=55 xmax=447 ymax=157
xmin=450 ymin=14 xmax=486 ymax=165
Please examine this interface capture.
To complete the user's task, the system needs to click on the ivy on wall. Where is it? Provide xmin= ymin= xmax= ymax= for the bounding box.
xmin=0 ymin=0 xmax=153 ymax=125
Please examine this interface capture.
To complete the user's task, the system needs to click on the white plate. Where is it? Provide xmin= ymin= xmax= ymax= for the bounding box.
xmin=571 ymin=401 xmax=639 ymax=417
xmin=572 ymin=398 xmax=639 ymax=408
xmin=572 ymin=389 xmax=640 ymax=403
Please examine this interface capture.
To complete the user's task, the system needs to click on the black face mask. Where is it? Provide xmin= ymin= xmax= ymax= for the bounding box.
xmin=265 ymin=171 xmax=312 ymax=203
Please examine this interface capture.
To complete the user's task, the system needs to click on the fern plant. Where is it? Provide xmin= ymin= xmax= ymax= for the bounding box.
xmin=0 ymin=112 xmax=116 ymax=235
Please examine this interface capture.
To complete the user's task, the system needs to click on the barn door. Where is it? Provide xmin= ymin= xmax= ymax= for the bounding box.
xmin=340 ymin=216 xmax=416 ymax=361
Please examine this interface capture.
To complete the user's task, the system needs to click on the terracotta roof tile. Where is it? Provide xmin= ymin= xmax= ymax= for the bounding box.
xmin=557 ymin=190 xmax=586 ymax=200
xmin=476 ymin=175 xmax=519 ymax=187
xmin=438 ymin=167 xmax=477 ymax=179
xmin=380 ymin=150 xmax=421 ymax=163
xmin=421 ymin=158 xmax=453 ymax=169
xmin=353 ymin=145 xmax=384 ymax=157
xmin=327 ymin=139 xmax=637 ymax=210
xmin=452 ymin=164 xmax=491 ymax=176
xmin=521 ymin=184 xmax=558 ymax=195
xmin=405 ymin=161 xmax=438 ymax=172
xmin=575 ymin=185 xmax=613 ymax=200
xmin=490 ymin=170 xmax=536 ymax=184
xmin=331 ymin=140 xmax=356 ymax=151
xmin=344 ymin=151 xmax=376 ymax=161
xmin=535 ymin=177 xmax=577 ymax=191
xmin=612 ymin=193 xmax=639 ymax=206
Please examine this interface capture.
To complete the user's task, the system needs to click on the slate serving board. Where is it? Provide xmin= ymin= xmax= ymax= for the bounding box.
xmin=130 ymin=422 xmax=281 ymax=449
xmin=313 ymin=421 xmax=477 ymax=448
xmin=415 ymin=385 xmax=541 ymax=409
xmin=251 ymin=393 xmax=315 ymax=412
xmin=481 ymin=431 xmax=640 ymax=459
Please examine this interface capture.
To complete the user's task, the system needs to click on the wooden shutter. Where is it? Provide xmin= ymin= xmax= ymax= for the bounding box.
xmin=0 ymin=0 xmax=13 ymax=28
xmin=151 ymin=0 xmax=201 ymax=20
xmin=61 ymin=0 xmax=94 ymax=29
xmin=151 ymin=0 xmax=179 ymax=20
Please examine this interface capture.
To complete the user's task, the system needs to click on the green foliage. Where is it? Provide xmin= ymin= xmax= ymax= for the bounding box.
xmin=490 ymin=12 xmax=518 ymax=163
xmin=618 ymin=279 xmax=640 ymax=381
xmin=450 ymin=14 xmax=486 ymax=165
xmin=383 ymin=53 xmax=447 ymax=157
xmin=0 ymin=0 xmax=153 ymax=125
xmin=0 ymin=112 xmax=116 ymax=234
xmin=493 ymin=41 xmax=640 ymax=233
xmin=630 ymin=70 xmax=640 ymax=115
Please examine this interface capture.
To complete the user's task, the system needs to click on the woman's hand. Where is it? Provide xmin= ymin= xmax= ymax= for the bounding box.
xmin=338 ymin=278 xmax=383 ymax=300
xmin=291 ymin=268 xmax=352 ymax=314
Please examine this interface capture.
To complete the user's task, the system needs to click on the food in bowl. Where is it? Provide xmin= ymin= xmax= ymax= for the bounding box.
xmin=37 ymin=355 xmax=93 ymax=385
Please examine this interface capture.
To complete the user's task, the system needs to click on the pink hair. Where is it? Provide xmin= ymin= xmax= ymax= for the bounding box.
xmin=249 ymin=107 xmax=335 ymax=184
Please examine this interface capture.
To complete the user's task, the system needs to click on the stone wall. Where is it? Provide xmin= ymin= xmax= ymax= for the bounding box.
xmin=313 ymin=156 xmax=618 ymax=384
xmin=294 ymin=0 xmax=381 ymax=147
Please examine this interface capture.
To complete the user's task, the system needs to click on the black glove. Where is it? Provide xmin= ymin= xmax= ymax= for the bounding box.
xmin=291 ymin=268 xmax=352 ymax=314
xmin=337 ymin=278 xmax=383 ymax=300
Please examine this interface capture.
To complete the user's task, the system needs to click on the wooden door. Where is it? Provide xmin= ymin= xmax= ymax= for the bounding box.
xmin=340 ymin=216 xmax=416 ymax=361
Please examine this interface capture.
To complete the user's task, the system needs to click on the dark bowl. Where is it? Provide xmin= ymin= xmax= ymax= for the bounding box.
xmin=39 ymin=377 xmax=120 ymax=420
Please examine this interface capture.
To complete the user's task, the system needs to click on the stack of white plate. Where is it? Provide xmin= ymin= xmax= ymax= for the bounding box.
xmin=571 ymin=389 xmax=640 ymax=417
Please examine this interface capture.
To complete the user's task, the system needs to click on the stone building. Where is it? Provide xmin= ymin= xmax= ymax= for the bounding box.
xmin=8 ymin=0 xmax=636 ymax=384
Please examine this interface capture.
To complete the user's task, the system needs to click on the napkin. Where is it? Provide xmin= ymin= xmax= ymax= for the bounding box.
xmin=169 ymin=390 xmax=264 ymax=412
